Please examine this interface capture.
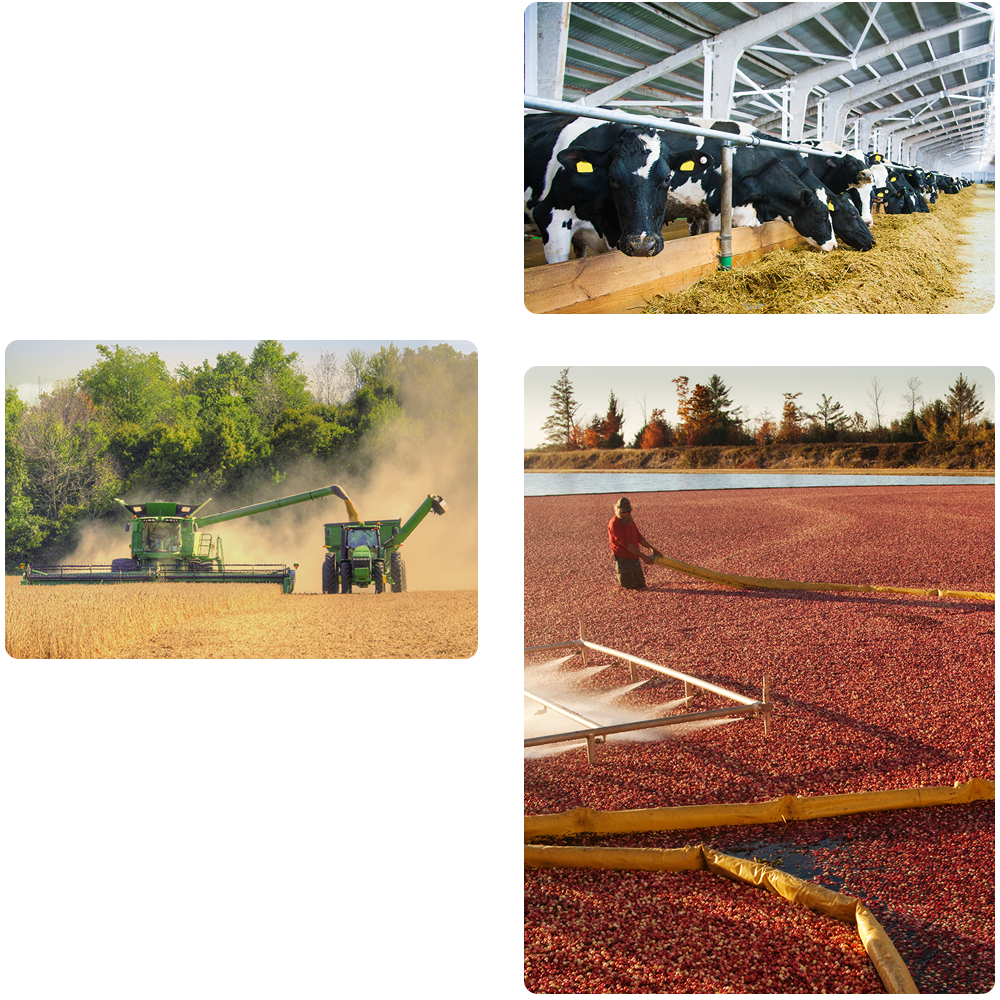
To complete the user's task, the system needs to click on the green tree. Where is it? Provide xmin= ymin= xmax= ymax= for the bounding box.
xmin=600 ymin=390 xmax=625 ymax=449
xmin=810 ymin=394 xmax=849 ymax=441
xmin=245 ymin=340 xmax=311 ymax=434
xmin=704 ymin=374 xmax=739 ymax=444
xmin=77 ymin=344 xmax=175 ymax=425
xmin=945 ymin=373 xmax=985 ymax=438
xmin=5 ymin=387 xmax=46 ymax=565
xmin=540 ymin=368 xmax=581 ymax=449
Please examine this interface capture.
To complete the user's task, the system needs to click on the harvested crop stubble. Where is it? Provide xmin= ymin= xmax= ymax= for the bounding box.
xmin=5 ymin=579 xmax=280 ymax=658
xmin=643 ymin=186 xmax=978 ymax=314
xmin=524 ymin=485 xmax=994 ymax=993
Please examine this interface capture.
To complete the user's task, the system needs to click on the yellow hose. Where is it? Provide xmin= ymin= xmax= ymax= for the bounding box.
xmin=652 ymin=553 xmax=995 ymax=602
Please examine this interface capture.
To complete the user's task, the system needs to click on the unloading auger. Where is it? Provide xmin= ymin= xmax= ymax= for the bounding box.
xmin=650 ymin=552 xmax=995 ymax=602
xmin=20 ymin=485 xmax=354 ymax=593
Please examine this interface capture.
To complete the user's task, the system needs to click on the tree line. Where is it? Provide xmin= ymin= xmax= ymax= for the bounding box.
xmin=6 ymin=341 xmax=477 ymax=568
xmin=539 ymin=369 xmax=992 ymax=451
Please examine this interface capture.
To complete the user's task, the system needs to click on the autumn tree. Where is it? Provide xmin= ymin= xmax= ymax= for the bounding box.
xmin=638 ymin=408 xmax=672 ymax=448
xmin=540 ymin=368 xmax=581 ymax=449
xmin=777 ymin=392 xmax=805 ymax=443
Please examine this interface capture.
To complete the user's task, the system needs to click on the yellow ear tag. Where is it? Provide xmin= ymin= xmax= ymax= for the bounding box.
xmin=890 ymin=176 xmax=896 ymax=182
xmin=828 ymin=201 xmax=835 ymax=211
xmin=679 ymin=160 xmax=695 ymax=171
xmin=576 ymin=161 xmax=593 ymax=173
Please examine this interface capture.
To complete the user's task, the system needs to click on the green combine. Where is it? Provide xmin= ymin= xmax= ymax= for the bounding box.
xmin=20 ymin=485 xmax=352 ymax=593
xmin=322 ymin=494 xmax=447 ymax=594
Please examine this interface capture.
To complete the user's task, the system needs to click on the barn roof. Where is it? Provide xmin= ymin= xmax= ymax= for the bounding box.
xmin=526 ymin=2 xmax=995 ymax=173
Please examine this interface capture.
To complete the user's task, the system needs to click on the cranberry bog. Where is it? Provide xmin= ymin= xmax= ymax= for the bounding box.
xmin=523 ymin=484 xmax=995 ymax=994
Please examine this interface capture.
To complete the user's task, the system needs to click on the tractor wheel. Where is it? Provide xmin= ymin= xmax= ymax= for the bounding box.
xmin=111 ymin=558 xmax=138 ymax=573
xmin=339 ymin=561 xmax=352 ymax=594
xmin=390 ymin=551 xmax=407 ymax=593
xmin=373 ymin=559 xmax=385 ymax=594
xmin=322 ymin=555 xmax=338 ymax=594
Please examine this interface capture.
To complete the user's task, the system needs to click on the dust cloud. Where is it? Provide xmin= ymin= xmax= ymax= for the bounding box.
xmin=59 ymin=350 xmax=478 ymax=597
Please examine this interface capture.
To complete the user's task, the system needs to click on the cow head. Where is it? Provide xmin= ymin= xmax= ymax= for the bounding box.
xmin=827 ymin=191 xmax=875 ymax=251
xmin=557 ymin=127 xmax=713 ymax=258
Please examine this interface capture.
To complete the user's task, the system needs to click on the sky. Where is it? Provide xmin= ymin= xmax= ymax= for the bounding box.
xmin=4 ymin=339 xmax=477 ymax=403
xmin=524 ymin=366 xmax=996 ymax=448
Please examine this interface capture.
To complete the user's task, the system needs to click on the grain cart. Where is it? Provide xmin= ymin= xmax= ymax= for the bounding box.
xmin=20 ymin=485 xmax=353 ymax=593
xmin=322 ymin=494 xmax=447 ymax=594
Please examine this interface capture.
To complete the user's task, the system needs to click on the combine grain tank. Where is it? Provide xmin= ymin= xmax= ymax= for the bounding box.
xmin=322 ymin=494 xmax=447 ymax=594
xmin=20 ymin=485 xmax=353 ymax=593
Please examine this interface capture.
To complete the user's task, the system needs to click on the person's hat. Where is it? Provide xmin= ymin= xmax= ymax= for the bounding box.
xmin=616 ymin=497 xmax=632 ymax=511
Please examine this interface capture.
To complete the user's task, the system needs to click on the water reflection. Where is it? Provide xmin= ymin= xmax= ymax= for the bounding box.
xmin=525 ymin=472 xmax=994 ymax=497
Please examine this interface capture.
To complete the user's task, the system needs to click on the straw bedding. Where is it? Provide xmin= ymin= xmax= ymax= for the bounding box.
xmin=643 ymin=186 xmax=980 ymax=314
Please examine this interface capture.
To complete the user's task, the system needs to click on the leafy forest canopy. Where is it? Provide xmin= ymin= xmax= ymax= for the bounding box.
xmin=6 ymin=341 xmax=477 ymax=569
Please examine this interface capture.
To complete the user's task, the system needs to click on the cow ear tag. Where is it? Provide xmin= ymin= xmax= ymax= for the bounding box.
xmin=679 ymin=160 xmax=695 ymax=171
xmin=890 ymin=176 xmax=896 ymax=182
xmin=828 ymin=201 xmax=835 ymax=211
xmin=576 ymin=161 xmax=593 ymax=173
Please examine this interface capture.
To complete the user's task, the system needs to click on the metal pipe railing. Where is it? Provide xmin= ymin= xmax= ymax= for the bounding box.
xmin=524 ymin=95 xmax=840 ymax=157
xmin=524 ymin=702 xmax=763 ymax=749
xmin=524 ymin=638 xmax=758 ymax=706
xmin=525 ymin=633 xmax=772 ymax=764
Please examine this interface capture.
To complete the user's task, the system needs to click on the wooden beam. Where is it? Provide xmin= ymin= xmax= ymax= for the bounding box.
xmin=524 ymin=222 xmax=808 ymax=315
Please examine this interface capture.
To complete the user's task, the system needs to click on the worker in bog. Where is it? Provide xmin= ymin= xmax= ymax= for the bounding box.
xmin=608 ymin=497 xmax=661 ymax=590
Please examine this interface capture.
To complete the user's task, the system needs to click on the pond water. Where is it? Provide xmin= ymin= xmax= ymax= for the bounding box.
xmin=525 ymin=472 xmax=994 ymax=497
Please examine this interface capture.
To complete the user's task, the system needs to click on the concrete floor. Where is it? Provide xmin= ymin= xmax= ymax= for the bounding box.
xmin=933 ymin=184 xmax=995 ymax=314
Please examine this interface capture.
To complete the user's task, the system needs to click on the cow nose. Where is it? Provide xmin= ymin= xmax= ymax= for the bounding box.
xmin=622 ymin=233 xmax=662 ymax=257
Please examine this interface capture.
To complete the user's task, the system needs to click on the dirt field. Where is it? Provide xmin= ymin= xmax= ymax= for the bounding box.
xmin=6 ymin=577 xmax=477 ymax=659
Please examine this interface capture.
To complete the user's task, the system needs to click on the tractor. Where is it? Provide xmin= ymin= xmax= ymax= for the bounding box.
xmin=322 ymin=494 xmax=447 ymax=594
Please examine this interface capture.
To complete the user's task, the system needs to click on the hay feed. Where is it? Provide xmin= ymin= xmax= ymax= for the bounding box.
xmin=644 ymin=186 xmax=981 ymax=314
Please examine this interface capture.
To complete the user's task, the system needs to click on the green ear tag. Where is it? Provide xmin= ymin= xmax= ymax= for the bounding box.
xmin=576 ymin=161 xmax=593 ymax=173
xmin=679 ymin=160 xmax=695 ymax=171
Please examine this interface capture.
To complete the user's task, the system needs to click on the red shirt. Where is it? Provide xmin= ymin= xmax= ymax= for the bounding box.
xmin=608 ymin=515 xmax=641 ymax=558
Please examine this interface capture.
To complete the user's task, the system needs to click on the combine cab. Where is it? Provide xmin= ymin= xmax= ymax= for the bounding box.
xmin=21 ymin=485 xmax=353 ymax=593
xmin=322 ymin=494 xmax=447 ymax=594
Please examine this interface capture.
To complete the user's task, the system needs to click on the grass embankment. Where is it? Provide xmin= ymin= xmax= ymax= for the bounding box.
xmin=642 ymin=184 xmax=983 ymax=314
xmin=5 ymin=579 xmax=281 ymax=658
xmin=525 ymin=438 xmax=994 ymax=473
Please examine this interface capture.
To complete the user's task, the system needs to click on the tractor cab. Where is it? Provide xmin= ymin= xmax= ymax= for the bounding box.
xmin=143 ymin=520 xmax=183 ymax=553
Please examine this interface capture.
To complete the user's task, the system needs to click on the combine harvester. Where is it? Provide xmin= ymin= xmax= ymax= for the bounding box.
xmin=322 ymin=492 xmax=447 ymax=594
xmin=20 ymin=485 xmax=355 ymax=594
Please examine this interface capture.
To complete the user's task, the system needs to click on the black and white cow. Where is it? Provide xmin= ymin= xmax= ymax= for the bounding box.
xmin=760 ymin=136 xmax=874 ymax=250
xmin=662 ymin=118 xmax=837 ymax=251
xmin=524 ymin=112 xmax=713 ymax=264
xmin=801 ymin=139 xmax=875 ymax=223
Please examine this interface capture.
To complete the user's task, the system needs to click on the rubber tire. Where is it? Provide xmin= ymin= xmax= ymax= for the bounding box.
xmin=373 ymin=559 xmax=385 ymax=594
xmin=322 ymin=555 xmax=338 ymax=594
xmin=339 ymin=561 xmax=352 ymax=594
xmin=390 ymin=551 xmax=406 ymax=593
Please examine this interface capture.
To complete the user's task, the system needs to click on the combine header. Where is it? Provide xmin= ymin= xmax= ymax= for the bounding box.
xmin=323 ymin=493 xmax=447 ymax=594
xmin=21 ymin=485 xmax=353 ymax=593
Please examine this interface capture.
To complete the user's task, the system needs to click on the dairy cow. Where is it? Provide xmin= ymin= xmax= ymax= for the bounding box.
xmin=662 ymin=118 xmax=837 ymax=251
xmin=524 ymin=112 xmax=713 ymax=264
